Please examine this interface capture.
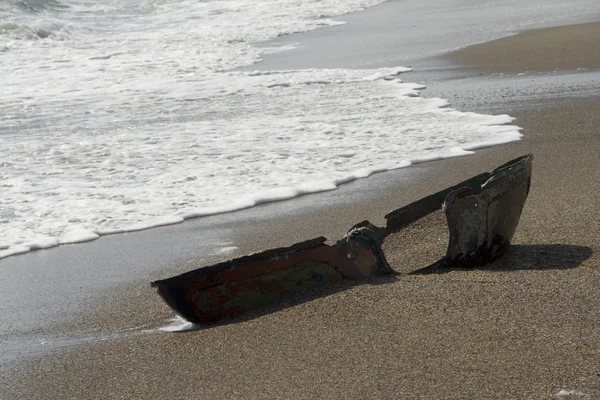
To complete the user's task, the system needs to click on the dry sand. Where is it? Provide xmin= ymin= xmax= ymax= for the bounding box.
xmin=2 ymin=23 xmax=600 ymax=400
xmin=382 ymin=209 xmax=448 ymax=273
xmin=448 ymin=21 xmax=600 ymax=73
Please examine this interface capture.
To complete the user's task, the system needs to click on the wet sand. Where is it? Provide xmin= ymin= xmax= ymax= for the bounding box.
xmin=447 ymin=22 xmax=600 ymax=73
xmin=3 ymin=20 xmax=600 ymax=400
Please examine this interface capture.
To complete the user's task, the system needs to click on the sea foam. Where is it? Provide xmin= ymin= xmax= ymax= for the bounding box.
xmin=0 ymin=0 xmax=524 ymax=259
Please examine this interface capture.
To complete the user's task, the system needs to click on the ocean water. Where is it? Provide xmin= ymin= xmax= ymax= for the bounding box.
xmin=0 ymin=0 xmax=524 ymax=259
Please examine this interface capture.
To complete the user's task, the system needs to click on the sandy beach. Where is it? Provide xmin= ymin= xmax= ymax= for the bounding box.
xmin=2 ymin=13 xmax=600 ymax=400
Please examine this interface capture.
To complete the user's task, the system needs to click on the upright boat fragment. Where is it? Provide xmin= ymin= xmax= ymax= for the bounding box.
xmin=152 ymin=154 xmax=533 ymax=325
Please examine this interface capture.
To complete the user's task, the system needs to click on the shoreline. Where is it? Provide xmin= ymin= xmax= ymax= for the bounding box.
xmin=0 ymin=125 xmax=519 ymax=263
xmin=244 ymin=0 xmax=599 ymax=71
xmin=3 ymin=13 xmax=600 ymax=400
xmin=2 ymin=5 xmax=599 ymax=264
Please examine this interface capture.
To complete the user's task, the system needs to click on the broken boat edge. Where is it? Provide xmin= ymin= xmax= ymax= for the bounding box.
xmin=152 ymin=154 xmax=533 ymax=324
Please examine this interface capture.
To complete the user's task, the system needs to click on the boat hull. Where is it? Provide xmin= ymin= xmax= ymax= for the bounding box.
xmin=152 ymin=154 xmax=533 ymax=324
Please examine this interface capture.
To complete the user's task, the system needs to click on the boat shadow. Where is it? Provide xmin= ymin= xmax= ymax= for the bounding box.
xmin=177 ymin=275 xmax=399 ymax=331
xmin=413 ymin=243 xmax=593 ymax=275
xmin=173 ymin=243 xmax=592 ymax=331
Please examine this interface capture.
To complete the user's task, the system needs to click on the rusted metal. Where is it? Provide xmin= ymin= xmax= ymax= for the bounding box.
xmin=152 ymin=154 xmax=533 ymax=325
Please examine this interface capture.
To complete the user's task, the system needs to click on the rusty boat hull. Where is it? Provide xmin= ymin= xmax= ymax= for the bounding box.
xmin=152 ymin=154 xmax=533 ymax=325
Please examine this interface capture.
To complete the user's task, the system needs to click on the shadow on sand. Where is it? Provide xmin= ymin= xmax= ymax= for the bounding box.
xmin=176 ymin=275 xmax=400 ymax=331
xmin=174 ymin=244 xmax=592 ymax=330
xmin=413 ymin=244 xmax=593 ymax=275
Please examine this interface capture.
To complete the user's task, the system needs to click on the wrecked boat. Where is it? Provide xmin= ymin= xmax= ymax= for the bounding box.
xmin=152 ymin=154 xmax=533 ymax=324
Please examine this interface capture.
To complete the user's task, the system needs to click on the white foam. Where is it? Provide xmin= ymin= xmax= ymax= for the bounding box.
xmin=125 ymin=216 xmax=186 ymax=233
xmin=159 ymin=316 xmax=199 ymax=332
xmin=261 ymin=43 xmax=301 ymax=55
xmin=23 ymin=237 xmax=59 ymax=250
xmin=0 ymin=0 xmax=525 ymax=260
xmin=60 ymin=228 xmax=100 ymax=245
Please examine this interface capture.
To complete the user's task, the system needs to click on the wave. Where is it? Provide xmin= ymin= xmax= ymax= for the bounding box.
xmin=11 ymin=0 xmax=69 ymax=14
xmin=0 ymin=20 xmax=56 ymax=38
xmin=0 ymin=20 xmax=68 ymax=41
xmin=0 ymin=0 xmax=70 ymax=42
